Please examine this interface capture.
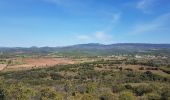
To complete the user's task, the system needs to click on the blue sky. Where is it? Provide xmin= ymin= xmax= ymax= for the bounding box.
xmin=0 ymin=0 xmax=170 ymax=47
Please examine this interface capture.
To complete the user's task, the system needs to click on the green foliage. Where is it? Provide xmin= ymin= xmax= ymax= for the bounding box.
xmin=112 ymin=85 xmax=126 ymax=93
xmin=119 ymin=91 xmax=136 ymax=100
xmin=100 ymin=93 xmax=117 ymax=100
xmin=0 ymin=59 xmax=169 ymax=99
xmin=124 ymin=84 xmax=133 ymax=90
xmin=147 ymin=93 xmax=161 ymax=100
xmin=133 ymin=85 xmax=153 ymax=96
xmin=81 ymin=94 xmax=95 ymax=100
xmin=50 ymin=73 xmax=64 ymax=80
xmin=40 ymin=87 xmax=63 ymax=100
xmin=86 ymin=83 xmax=97 ymax=94
xmin=4 ymin=83 xmax=34 ymax=100
xmin=161 ymin=87 xmax=170 ymax=100
xmin=0 ymin=88 xmax=5 ymax=100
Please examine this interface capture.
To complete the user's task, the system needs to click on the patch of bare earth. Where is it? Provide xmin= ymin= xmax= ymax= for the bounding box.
xmin=0 ymin=64 xmax=6 ymax=71
xmin=4 ymin=57 xmax=74 ymax=71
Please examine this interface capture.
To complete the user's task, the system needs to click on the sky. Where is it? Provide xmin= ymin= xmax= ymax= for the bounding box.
xmin=0 ymin=0 xmax=170 ymax=47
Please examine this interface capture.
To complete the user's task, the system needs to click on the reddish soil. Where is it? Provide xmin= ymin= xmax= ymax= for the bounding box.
xmin=0 ymin=64 xmax=6 ymax=71
xmin=22 ymin=57 xmax=74 ymax=66
xmin=4 ymin=57 xmax=74 ymax=71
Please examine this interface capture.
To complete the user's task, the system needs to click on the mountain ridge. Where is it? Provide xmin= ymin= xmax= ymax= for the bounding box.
xmin=0 ymin=43 xmax=170 ymax=56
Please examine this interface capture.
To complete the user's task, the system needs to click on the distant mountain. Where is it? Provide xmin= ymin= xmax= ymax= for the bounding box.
xmin=58 ymin=43 xmax=170 ymax=51
xmin=0 ymin=43 xmax=170 ymax=56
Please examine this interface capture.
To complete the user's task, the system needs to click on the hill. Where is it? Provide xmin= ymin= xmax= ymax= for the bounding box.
xmin=0 ymin=43 xmax=170 ymax=56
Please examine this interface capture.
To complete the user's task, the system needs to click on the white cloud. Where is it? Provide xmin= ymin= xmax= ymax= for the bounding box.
xmin=136 ymin=0 xmax=157 ymax=13
xmin=112 ymin=13 xmax=121 ymax=23
xmin=77 ymin=35 xmax=91 ymax=41
xmin=76 ymin=31 xmax=112 ymax=43
xmin=42 ymin=0 xmax=70 ymax=6
xmin=129 ymin=13 xmax=170 ymax=35
xmin=94 ymin=31 xmax=111 ymax=41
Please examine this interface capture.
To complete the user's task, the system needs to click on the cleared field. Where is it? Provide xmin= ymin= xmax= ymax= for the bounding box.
xmin=2 ymin=57 xmax=75 ymax=71
xmin=23 ymin=57 xmax=74 ymax=66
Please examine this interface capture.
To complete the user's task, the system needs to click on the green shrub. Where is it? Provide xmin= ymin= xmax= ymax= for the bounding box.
xmin=4 ymin=83 xmax=34 ymax=100
xmin=86 ymin=83 xmax=97 ymax=94
xmin=112 ymin=85 xmax=126 ymax=93
xmin=134 ymin=85 xmax=153 ymax=96
xmin=119 ymin=91 xmax=136 ymax=100
xmin=0 ymin=89 xmax=5 ymax=100
xmin=50 ymin=73 xmax=64 ymax=80
xmin=161 ymin=87 xmax=170 ymax=100
xmin=81 ymin=94 xmax=95 ymax=100
xmin=124 ymin=84 xmax=133 ymax=90
xmin=100 ymin=93 xmax=117 ymax=100
xmin=40 ymin=87 xmax=63 ymax=100
xmin=147 ymin=93 xmax=161 ymax=100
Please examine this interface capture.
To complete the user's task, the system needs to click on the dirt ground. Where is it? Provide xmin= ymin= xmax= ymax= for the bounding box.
xmin=22 ymin=57 xmax=74 ymax=66
xmin=2 ymin=57 xmax=75 ymax=71
xmin=0 ymin=64 xmax=6 ymax=71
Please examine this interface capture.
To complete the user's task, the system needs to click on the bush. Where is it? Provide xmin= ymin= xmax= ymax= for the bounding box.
xmin=100 ymin=93 xmax=117 ymax=100
xmin=161 ymin=87 xmax=170 ymax=100
xmin=139 ymin=67 xmax=145 ymax=70
xmin=124 ymin=84 xmax=133 ymax=90
xmin=4 ymin=83 xmax=34 ymax=100
xmin=81 ymin=94 xmax=95 ymax=100
xmin=147 ymin=93 xmax=161 ymax=100
xmin=50 ymin=73 xmax=64 ymax=80
xmin=119 ymin=91 xmax=136 ymax=100
xmin=76 ymin=85 xmax=86 ymax=94
xmin=40 ymin=87 xmax=63 ymax=100
xmin=112 ymin=85 xmax=126 ymax=93
xmin=86 ymin=83 xmax=97 ymax=94
xmin=134 ymin=85 xmax=153 ymax=96
xmin=0 ymin=89 xmax=4 ymax=100
xmin=140 ymin=71 xmax=163 ymax=81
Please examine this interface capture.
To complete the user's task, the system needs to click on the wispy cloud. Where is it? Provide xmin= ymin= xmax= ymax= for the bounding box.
xmin=76 ymin=31 xmax=113 ymax=43
xmin=76 ymin=11 xmax=120 ymax=43
xmin=136 ymin=0 xmax=158 ymax=13
xmin=129 ymin=13 xmax=170 ymax=35
xmin=112 ymin=12 xmax=121 ymax=23
xmin=76 ymin=35 xmax=91 ymax=41
xmin=42 ymin=0 xmax=72 ymax=6
xmin=94 ymin=31 xmax=111 ymax=41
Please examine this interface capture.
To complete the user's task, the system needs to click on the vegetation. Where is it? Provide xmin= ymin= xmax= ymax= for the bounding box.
xmin=0 ymin=46 xmax=170 ymax=100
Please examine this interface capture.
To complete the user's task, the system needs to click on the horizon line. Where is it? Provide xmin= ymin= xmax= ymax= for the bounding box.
xmin=1 ymin=42 xmax=170 ymax=48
